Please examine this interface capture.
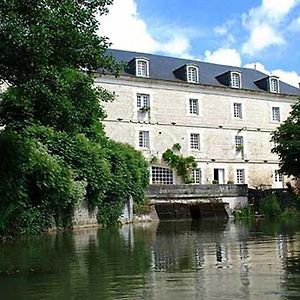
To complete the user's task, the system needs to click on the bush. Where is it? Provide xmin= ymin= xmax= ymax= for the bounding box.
xmin=259 ymin=194 xmax=282 ymax=218
xmin=233 ymin=205 xmax=253 ymax=220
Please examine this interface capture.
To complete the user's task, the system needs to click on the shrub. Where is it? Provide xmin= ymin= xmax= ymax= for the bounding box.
xmin=259 ymin=193 xmax=281 ymax=218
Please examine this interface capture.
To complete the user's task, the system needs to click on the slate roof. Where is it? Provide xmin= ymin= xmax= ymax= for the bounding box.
xmin=107 ymin=49 xmax=300 ymax=97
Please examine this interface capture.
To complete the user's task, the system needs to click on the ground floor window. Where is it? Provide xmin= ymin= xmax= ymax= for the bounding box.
xmin=236 ymin=169 xmax=245 ymax=184
xmin=274 ymin=170 xmax=283 ymax=182
xmin=191 ymin=168 xmax=202 ymax=184
xmin=151 ymin=166 xmax=174 ymax=185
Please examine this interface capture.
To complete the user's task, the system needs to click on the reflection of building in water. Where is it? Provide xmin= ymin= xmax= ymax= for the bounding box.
xmin=145 ymin=221 xmax=299 ymax=300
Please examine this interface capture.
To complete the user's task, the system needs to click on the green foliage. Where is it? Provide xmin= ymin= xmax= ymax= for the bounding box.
xmin=139 ymin=106 xmax=150 ymax=113
xmin=0 ymin=128 xmax=84 ymax=233
xmin=150 ymin=155 xmax=159 ymax=164
xmin=162 ymin=145 xmax=197 ymax=183
xmin=172 ymin=143 xmax=181 ymax=151
xmin=260 ymin=194 xmax=282 ymax=218
xmin=0 ymin=0 xmax=120 ymax=85
xmin=105 ymin=140 xmax=149 ymax=205
xmin=281 ymin=207 xmax=300 ymax=220
xmin=0 ymin=0 xmax=149 ymax=234
xmin=271 ymin=100 xmax=300 ymax=177
xmin=0 ymin=68 xmax=112 ymax=141
xmin=133 ymin=199 xmax=151 ymax=216
xmin=236 ymin=145 xmax=244 ymax=152
xmin=233 ymin=205 xmax=254 ymax=220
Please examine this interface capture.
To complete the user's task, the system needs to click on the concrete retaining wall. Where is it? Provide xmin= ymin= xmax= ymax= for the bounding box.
xmin=147 ymin=184 xmax=248 ymax=211
xmin=73 ymin=197 xmax=135 ymax=227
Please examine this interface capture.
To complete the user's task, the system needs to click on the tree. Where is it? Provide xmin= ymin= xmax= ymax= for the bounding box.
xmin=272 ymin=101 xmax=300 ymax=178
xmin=0 ymin=0 xmax=119 ymax=85
xmin=0 ymin=0 xmax=149 ymax=234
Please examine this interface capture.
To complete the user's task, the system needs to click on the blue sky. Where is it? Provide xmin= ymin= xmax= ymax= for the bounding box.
xmin=101 ymin=0 xmax=300 ymax=87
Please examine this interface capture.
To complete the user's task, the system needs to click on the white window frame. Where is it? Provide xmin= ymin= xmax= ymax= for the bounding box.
xmin=139 ymin=130 xmax=149 ymax=148
xmin=151 ymin=166 xmax=174 ymax=185
xmin=231 ymin=72 xmax=242 ymax=89
xmin=137 ymin=93 xmax=150 ymax=109
xmin=136 ymin=58 xmax=149 ymax=77
xmin=189 ymin=98 xmax=199 ymax=115
xmin=187 ymin=65 xmax=199 ymax=83
xmin=235 ymin=135 xmax=244 ymax=151
xmin=190 ymin=133 xmax=200 ymax=150
xmin=233 ymin=102 xmax=243 ymax=119
xmin=271 ymin=106 xmax=281 ymax=122
xmin=236 ymin=169 xmax=245 ymax=184
xmin=269 ymin=77 xmax=279 ymax=93
xmin=191 ymin=168 xmax=202 ymax=184
xmin=274 ymin=170 xmax=283 ymax=183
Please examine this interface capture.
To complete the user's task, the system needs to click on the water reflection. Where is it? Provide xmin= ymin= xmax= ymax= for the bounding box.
xmin=0 ymin=220 xmax=300 ymax=300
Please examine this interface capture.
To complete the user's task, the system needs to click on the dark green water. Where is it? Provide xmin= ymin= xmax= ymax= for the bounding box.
xmin=1 ymin=220 xmax=300 ymax=300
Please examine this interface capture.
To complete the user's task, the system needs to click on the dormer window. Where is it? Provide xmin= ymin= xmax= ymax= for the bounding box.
xmin=231 ymin=72 xmax=241 ymax=88
xmin=269 ymin=77 xmax=279 ymax=93
xmin=187 ymin=65 xmax=199 ymax=83
xmin=136 ymin=58 xmax=149 ymax=77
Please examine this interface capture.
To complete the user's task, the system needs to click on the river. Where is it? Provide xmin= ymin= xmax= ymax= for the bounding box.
xmin=1 ymin=219 xmax=300 ymax=300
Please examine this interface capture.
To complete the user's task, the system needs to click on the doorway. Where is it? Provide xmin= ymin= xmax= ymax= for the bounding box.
xmin=214 ymin=169 xmax=225 ymax=184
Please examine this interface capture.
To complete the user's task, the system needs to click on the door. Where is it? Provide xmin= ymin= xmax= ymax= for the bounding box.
xmin=214 ymin=169 xmax=225 ymax=184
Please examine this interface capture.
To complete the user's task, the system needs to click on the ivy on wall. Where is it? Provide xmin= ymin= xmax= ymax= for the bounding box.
xmin=162 ymin=144 xmax=197 ymax=184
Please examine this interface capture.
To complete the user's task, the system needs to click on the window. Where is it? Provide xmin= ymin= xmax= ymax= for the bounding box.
xmin=235 ymin=135 xmax=244 ymax=151
xmin=270 ymin=78 xmax=279 ymax=93
xmin=231 ymin=72 xmax=241 ymax=88
xmin=274 ymin=170 xmax=283 ymax=182
xmin=139 ymin=131 xmax=149 ymax=148
xmin=136 ymin=59 xmax=149 ymax=77
xmin=137 ymin=94 xmax=150 ymax=109
xmin=187 ymin=66 xmax=199 ymax=83
xmin=189 ymin=98 xmax=199 ymax=115
xmin=272 ymin=107 xmax=280 ymax=122
xmin=236 ymin=169 xmax=245 ymax=184
xmin=191 ymin=168 xmax=202 ymax=184
xmin=151 ymin=166 xmax=174 ymax=185
xmin=190 ymin=133 xmax=200 ymax=150
xmin=233 ymin=103 xmax=242 ymax=119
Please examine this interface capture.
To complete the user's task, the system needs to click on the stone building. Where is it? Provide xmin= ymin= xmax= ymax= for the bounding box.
xmin=95 ymin=49 xmax=300 ymax=188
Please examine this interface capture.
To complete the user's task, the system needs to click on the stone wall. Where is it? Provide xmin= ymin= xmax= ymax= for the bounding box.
xmin=147 ymin=184 xmax=248 ymax=211
xmin=96 ymin=76 xmax=295 ymax=188
xmin=73 ymin=197 xmax=135 ymax=227
xmin=148 ymin=184 xmax=247 ymax=198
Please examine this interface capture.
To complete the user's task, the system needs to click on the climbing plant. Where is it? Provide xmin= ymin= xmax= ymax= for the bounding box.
xmin=162 ymin=144 xmax=197 ymax=184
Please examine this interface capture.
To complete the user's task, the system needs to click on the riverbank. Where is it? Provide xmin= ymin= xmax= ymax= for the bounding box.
xmin=234 ymin=188 xmax=300 ymax=220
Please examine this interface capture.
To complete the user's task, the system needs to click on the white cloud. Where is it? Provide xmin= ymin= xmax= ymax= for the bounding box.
xmin=288 ymin=16 xmax=300 ymax=31
xmin=272 ymin=69 xmax=300 ymax=87
xmin=214 ymin=25 xmax=227 ymax=36
xmin=204 ymin=48 xmax=241 ymax=67
xmin=159 ymin=35 xmax=190 ymax=57
xmin=242 ymin=24 xmax=284 ymax=55
xmin=244 ymin=62 xmax=270 ymax=74
xmin=242 ymin=0 xmax=300 ymax=55
xmin=261 ymin=0 xmax=297 ymax=20
xmin=100 ymin=0 xmax=158 ymax=52
xmin=100 ymin=0 xmax=195 ymax=58
xmin=100 ymin=0 xmax=300 ymax=88
xmin=244 ymin=62 xmax=300 ymax=87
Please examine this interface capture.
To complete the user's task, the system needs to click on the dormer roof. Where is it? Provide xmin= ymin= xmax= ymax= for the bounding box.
xmin=106 ymin=49 xmax=300 ymax=96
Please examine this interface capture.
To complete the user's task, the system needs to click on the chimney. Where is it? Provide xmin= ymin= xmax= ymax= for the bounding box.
xmin=298 ymin=82 xmax=300 ymax=89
